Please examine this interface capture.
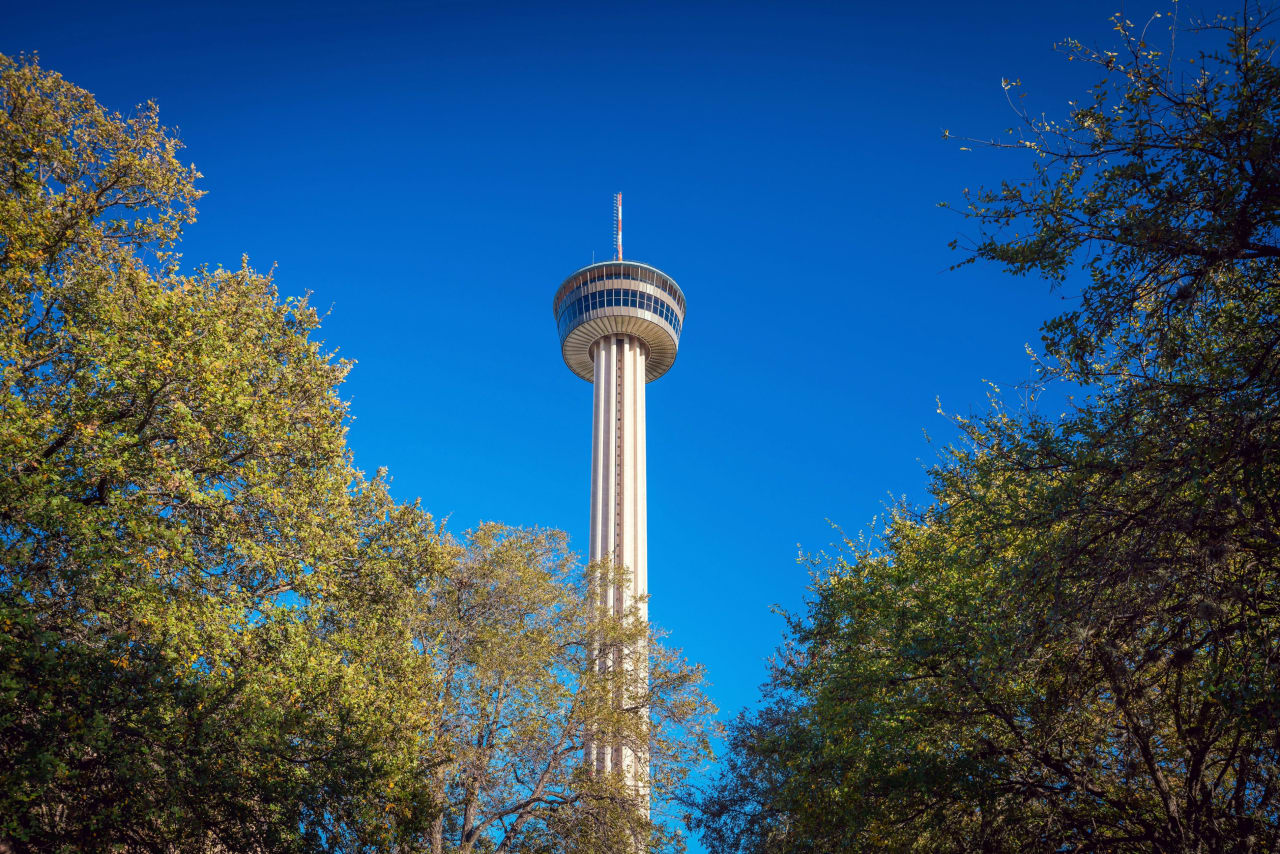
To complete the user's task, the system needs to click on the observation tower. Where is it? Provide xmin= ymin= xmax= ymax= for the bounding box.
xmin=552 ymin=195 xmax=686 ymax=805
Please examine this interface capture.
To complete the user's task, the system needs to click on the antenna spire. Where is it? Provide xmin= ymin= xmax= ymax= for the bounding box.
xmin=614 ymin=192 xmax=623 ymax=261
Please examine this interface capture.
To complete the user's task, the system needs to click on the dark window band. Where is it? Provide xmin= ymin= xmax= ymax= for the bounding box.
xmin=559 ymin=267 xmax=685 ymax=313
xmin=556 ymin=287 xmax=682 ymax=339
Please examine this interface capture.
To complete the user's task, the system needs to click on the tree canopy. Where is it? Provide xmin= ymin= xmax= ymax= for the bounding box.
xmin=416 ymin=531 xmax=713 ymax=854
xmin=696 ymin=7 xmax=1280 ymax=853
xmin=0 ymin=54 xmax=714 ymax=853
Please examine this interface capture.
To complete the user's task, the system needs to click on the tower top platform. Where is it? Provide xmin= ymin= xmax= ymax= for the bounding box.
xmin=552 ymin=260 xmax=686 ymax=383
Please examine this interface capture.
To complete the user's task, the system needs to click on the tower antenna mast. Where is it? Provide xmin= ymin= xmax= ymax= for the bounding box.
xmin=614 ymin=192 xmax=623 ymax=261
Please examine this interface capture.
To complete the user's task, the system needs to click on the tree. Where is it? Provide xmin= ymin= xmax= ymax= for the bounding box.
xmin=696 ymin=6 xmax=1280 ymax=852
xmin=413 ymin=525 xmax=716 ymax=854
xmin=0 ymin=53 xmax=717 ymax=853
xmin=0 ymin=53 xmax=443 ymax=851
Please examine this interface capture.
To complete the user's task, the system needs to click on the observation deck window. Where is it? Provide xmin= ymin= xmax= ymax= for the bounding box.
xmin=558 ymin=264 xmax=686 ymax=315
xmin=556 ymin=286 xmax=683 ymax=340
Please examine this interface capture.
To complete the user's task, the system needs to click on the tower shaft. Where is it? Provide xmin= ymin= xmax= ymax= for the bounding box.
xmin=553 ymin=253 xmax=684 ymax=826
xmin=587 ymin=333 xmax=649 ymax=799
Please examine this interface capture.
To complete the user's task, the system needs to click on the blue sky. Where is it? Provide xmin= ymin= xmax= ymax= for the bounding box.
xmin=10 ymin=0 xmax=1194 ymax=840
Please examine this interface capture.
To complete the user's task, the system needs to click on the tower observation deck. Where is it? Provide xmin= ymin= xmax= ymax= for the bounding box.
xmin=552 ymin=251 xmax=686 ymax=809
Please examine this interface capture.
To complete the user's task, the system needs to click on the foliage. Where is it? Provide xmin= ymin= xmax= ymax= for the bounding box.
xmin=955 ymin=3 xmax=1280 ymax=381
xmin=0 ymin=52 xmax=441 ymax=851
xmin=696 ymin=7 xmax=1280 ymax=853
xmin=415 ymin=528 xmax=716 ymax=854
xmin=0 ymin=52 xmax=715 ymax=853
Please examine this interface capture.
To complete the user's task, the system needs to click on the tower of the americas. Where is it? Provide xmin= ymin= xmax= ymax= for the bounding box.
xmin=551 ymin=195 xmax=686 ymax=813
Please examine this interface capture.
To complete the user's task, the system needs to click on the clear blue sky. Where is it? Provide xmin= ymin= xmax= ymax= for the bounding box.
xmin=10 ymin=0 xmax=1194 ymax=840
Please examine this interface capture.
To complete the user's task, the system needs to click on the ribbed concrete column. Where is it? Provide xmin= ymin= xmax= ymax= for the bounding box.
xmin=586 ymin=333 xmax=649 ymax=807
